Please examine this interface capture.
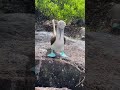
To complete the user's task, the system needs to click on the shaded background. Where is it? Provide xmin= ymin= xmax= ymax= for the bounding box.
xmin=0 ymin=0 xmax=35 ymax=90
xmin=85 ymin=0 xmax=120 ymax=90
xmin=0 ymin=0 xmax=34 ymax=13
xmin=86 ymin=0 xmax=120 ymax=31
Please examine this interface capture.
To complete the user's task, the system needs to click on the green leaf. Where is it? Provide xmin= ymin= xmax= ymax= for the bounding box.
xmin=35 ymin=0 xmax=85 ymax=23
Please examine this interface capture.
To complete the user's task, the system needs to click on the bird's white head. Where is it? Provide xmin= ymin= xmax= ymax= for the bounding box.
xmin=57 ymin=20 xmax=66 ymax=30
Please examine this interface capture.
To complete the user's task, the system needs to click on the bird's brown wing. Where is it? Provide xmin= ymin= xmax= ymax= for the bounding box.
xmin=51 ymin=36 xmax=56 ymax=45
xmin=64 ymin=37 xmax=66 ymax=44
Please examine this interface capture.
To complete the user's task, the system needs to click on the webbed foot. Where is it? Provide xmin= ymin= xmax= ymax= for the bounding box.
xmin=47 ymin=51 xmax=56 ymax=58
xmin=60 ymin=51 xmax=68 ymax=58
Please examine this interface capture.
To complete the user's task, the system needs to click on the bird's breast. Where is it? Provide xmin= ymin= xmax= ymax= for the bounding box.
xmin=51 ymin=38 xmax=64 ymax=52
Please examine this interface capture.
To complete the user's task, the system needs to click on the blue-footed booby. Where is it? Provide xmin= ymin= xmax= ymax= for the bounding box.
xmin=47 ymin=19 xmax=68 ymax=58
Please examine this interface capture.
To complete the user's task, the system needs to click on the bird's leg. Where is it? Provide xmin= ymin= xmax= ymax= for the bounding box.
xmin=60 ymin=51 xmax=68 ymax=58
xmin=47 ymin=49 xmax=56 ymax=58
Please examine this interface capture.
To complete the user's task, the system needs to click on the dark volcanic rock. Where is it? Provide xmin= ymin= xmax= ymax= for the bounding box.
xmin=35 ymin=59 xmax=84 ymax=90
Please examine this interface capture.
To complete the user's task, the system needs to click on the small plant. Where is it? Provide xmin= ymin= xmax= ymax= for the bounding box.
xmin=35 ymin=0 xmax=85 ymax=23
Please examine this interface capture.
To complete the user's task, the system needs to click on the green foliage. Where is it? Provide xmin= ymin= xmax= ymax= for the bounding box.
xmin=35 ymin=0 xmax=85 ymax=22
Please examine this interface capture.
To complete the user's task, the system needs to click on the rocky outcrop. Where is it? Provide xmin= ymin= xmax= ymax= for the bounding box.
xmin=35 ymin=31 xmax=85 ymax=90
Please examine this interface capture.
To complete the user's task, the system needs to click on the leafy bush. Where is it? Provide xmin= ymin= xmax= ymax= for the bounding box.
xmin=35 ymin=0 xmax=85 ymax=22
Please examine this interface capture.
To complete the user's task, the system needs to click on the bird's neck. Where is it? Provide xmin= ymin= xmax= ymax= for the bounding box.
xmin=56 ymin=28 xmax=64 ymax=41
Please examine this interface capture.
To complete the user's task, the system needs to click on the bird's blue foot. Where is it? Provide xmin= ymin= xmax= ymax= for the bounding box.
xmin=47 ymin=51 xmax=56 ymax=58
xmin=60 ymin=51 xmax=68 ymax=58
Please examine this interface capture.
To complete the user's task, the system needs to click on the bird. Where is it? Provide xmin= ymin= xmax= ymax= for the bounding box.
xmin=47 ymin=19 xmax=68 ymax=58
